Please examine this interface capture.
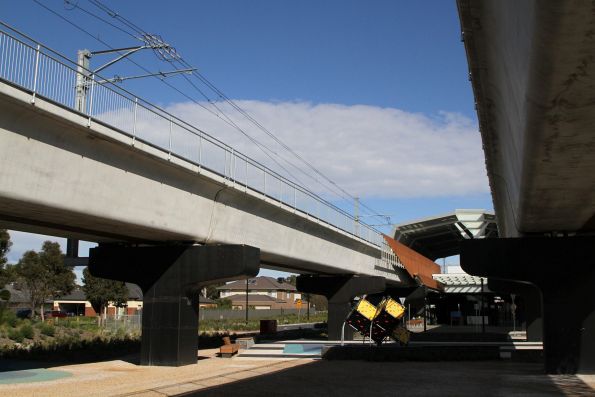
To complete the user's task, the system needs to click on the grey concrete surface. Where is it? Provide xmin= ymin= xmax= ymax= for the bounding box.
xmin=186 ymin=360 xmax=595 ymax=397
xmin=0 ymin=81 xmax=403 ymax=283
xmin=459 ymin=0 xmax=595 ymax=236
xmin=2 ymin=350 xmax=594 ymax=396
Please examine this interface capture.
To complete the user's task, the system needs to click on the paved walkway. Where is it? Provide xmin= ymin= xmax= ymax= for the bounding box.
xmin=0 ymin=349 xmax=594 ymax=396
xmin=182 ymin=361 xmax=595 ymax=397
xmin=0 ymin=349 xmax=310 ymax=397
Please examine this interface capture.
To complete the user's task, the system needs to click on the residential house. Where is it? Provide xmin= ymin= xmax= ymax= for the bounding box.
xmin=53 ymin=283 xmax=143 ymax=316
xmin=53 ymin=285 xmax=217 ymax=316
xmin=216 ymin=276 xmax=305 ymax=310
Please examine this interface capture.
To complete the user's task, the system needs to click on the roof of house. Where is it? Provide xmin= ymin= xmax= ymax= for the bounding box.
xmin=3 ymin=283 xmax=30 ymax=304
xmin=225 ymin=294 xmax=279 ymax=303
xmin=217 ymin=276 xmax=296 ymax=292
xmin=55 ymin=283 xmax=143 ymax=301
xmin=56 ymin=288 xmax=87 ymax=301
xmin=5 ymin=283 xmax=213 ymax=304
xmin=199 ymin=296 xmax=215 ymax=304
xmin=125 ymin=283 xmax=143 ymax=300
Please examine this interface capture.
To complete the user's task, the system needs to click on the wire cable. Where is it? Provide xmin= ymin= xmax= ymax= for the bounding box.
xmin=42 ymin=0 xmax=386 ymax=221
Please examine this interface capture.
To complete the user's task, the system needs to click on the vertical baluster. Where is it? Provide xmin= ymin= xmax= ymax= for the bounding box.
xmin=87 ymin=74 xmax=95 ymax=127
xmin=198 ymin=134 xmax=203 ymax=171
xmin=168 ymin=117 xmax=172 ymax=160
xmin=30 ymin=44 xmax=40 ymax=104
xmin=132 ymin=97 xmax=138 ymax=145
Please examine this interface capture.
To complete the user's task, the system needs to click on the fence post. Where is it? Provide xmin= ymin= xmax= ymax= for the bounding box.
xmin=87 ymin=74 xmax=95 ymax=127
xmin=168 ymin=117 xmax=172 ymax=160
xmin=231 ymin=149 xmax=235 ymax=187
xmin=132 ymin=97 xmax=138 ymax=145
xmin=30 ymin=44 xmax=40 ymax=104
xmin=198 ymin=133 xmax=203 ymax=171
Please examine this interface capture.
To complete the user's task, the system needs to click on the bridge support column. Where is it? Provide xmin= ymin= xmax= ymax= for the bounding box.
xmin=89 ymin=244 xmax=259 ymax=366
xmin=462 ymin=237 xmax=595 ymax=374
xmin=487 ymin=279 xmax=542 ymax=341
xmin=296 ymin=275 xmax=385 ymax=340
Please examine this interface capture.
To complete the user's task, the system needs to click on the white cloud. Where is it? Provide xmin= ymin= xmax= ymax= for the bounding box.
xmin=160 ymin=100 xmax=489 ymax=199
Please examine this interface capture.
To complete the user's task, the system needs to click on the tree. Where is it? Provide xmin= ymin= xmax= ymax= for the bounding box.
xmin=309 ymin=294 xmax=328 ymax=311
xmin=202 ymin=283 xmax=224 ymax=300
xmin=284 ymin=275 xmax=297 ymax=286
xmin=214 ymin=297 xmax=232 ymax=309
xmin=16 ymin=250 xmax=46 ymax=319
xmin=15 ymin=241 xmax=75 ymax=321
xmin=40 ymin=241 xmax=75 ymax=298
xmin=82 ymin=267 xmax=128 ymax=324
xmin=0 ymin=229 xmax=14 ymax=287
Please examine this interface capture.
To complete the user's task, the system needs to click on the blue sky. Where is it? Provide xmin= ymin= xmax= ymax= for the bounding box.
xmin=2 ymin=1 xmax=492 ymax=276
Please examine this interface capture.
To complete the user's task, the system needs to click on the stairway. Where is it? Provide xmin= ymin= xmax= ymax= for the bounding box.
xmin=236 ymin=341 xmax=324 ymax=359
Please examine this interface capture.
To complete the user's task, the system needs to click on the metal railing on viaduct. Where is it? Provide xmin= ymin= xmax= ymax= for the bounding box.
xmin=0 ymin=22 xmax=384 ymax=248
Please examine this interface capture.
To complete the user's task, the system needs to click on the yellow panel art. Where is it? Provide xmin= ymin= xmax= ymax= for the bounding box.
xmin=383 ymin=298 xmax=405 ymax=320
xmin=355 ymin=299 xmax=378 ymax=321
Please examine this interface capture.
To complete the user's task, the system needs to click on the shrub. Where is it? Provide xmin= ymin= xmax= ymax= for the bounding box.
xmin=20 ymin=324 xmax=34 ymax=339
xmin=0 ymin=310 xmax=16 ymax=327
xmin=39 ymin=323 xmax=55 ymax=337
xmin=7 ymin=314 xmax=18 ymax=328
xmin=8 ymin=328 xmax=23 ymax=343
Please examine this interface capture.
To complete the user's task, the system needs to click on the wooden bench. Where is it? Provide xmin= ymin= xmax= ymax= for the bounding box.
xmin=219 ymin=336 xmax=240 ymax=358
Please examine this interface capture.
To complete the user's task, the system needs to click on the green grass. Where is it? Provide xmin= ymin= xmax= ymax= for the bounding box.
xmin=198 ymin=312 xmax=327 ymax=332
xmin=0 ymin=333 xmax=140 ymax=361
xmin=49 ymin=317 xmax=100 ymax=332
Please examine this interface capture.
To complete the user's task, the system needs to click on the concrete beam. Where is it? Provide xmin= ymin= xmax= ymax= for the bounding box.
xmin=89 ymin=244 xmax=260 ymax=366
xmin=0 ymin=81 xmax=396 ymax=281
xmin=461 ymin=237 xmax=595 ymax=374
xmin=458 ymin=0 xmax=595 ymax=235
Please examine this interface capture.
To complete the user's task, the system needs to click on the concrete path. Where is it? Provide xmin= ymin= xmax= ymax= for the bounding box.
xmin=1 ymin=349 xmax=594 ymax=396
xmin=0 ymin=349 xmax=311 ymax=397
xmin=182 ymin=361 xmax=595 ymax=397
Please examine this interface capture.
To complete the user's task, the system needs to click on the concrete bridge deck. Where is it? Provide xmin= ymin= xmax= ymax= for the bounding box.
xmin=0 ymin=72 xmax=402 ymax=283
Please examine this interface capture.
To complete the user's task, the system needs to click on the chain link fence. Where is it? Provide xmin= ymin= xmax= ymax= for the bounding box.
xmin=102 ymin=314 xmax=141 ymax=335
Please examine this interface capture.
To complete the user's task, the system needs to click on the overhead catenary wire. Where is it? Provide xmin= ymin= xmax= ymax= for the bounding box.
xmin=40 ymin=0 xmax=388 ymax=221
xmin=77 ymin=0 xmax=386 ymax=219
xmin=76 ymin=0 xmax=365 ymax=211
xmin=35 ymin=0 xmax=310 ymax=190
xmin=59 ymin=0 xmax=322 ymax=194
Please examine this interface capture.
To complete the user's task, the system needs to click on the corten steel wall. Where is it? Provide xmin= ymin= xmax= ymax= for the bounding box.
xmin=384 ymin=235 xmax=441 ymax=289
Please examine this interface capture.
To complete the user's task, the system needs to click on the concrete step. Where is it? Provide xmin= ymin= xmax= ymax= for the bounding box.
xmin=237 ymin=342 xmax=324 ymax=359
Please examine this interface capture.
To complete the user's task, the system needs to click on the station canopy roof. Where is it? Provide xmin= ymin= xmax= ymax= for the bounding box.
xmin=432 ymin=273 xmax=490 ymax=294
xmin=392 ymin=209 xmax=498 ymax=260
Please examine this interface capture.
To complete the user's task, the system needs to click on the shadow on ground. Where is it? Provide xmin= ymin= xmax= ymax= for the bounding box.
xmin=180 ymin=360 xmax=594 ymax=397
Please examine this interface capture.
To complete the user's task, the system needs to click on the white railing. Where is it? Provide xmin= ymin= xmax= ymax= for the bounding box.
xmin=0 ymin=23 xmax=383 ymax=247
xmin=376 ymin=239 xmax=403 ymax=275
